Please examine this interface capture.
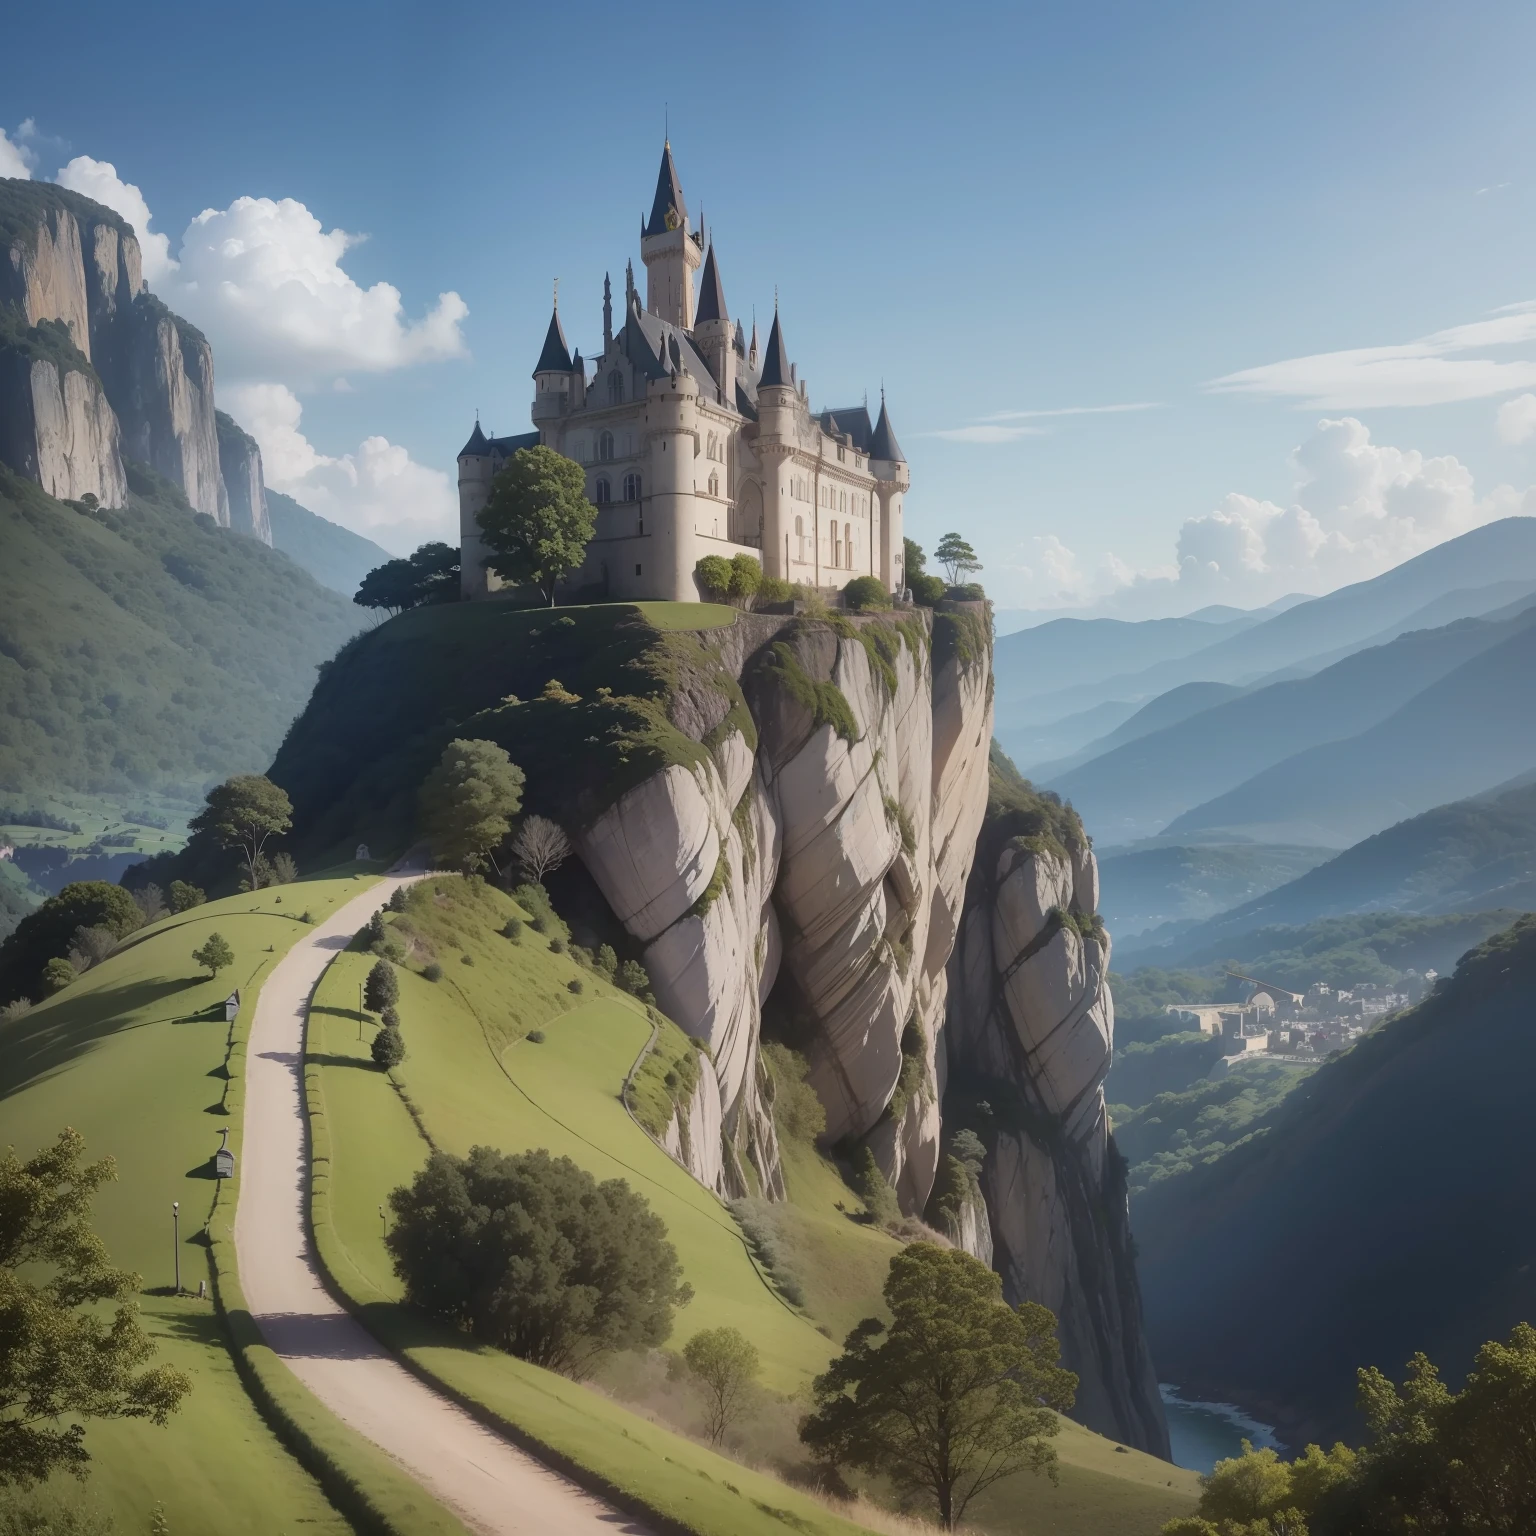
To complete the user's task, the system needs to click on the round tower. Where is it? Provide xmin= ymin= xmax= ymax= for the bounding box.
xmin=754 ymin=308 xmax=798 ymax=581
xmin=644 ymin=363 xmax=701 ymax=600
xmin=639 ymin=141 xmax=703 ymax=328
xmin=869 ymin=393 xmax=909 ymax=594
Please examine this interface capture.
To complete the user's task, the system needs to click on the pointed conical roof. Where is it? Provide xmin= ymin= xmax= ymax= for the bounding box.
xmin=533 ymin=307 xmax=572 ymax=375
xmin=459 ymin=420 xmax=490 ymax=458
xmin=758 ymin=309 xmax=792 ymax=388
xmin=870 ymin=395 xmax=905 ymax=463
xmin=695 ymin=245 xmax=727 ymax=325
xmin=644 ymin=141 xmax=688 ymax=237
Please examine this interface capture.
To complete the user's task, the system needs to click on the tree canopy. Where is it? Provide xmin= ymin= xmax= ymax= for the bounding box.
xmin=0 ymin=883 xmax=141 ymax=1008
xmin=188 ymin=775 xmax=293 ymax=893
xmin=191 ymin=932 xmax=233 ymax=978
xmin=934 ymin=532 xmax=982 ymax=585
xmin=354 ymin=542 xmax=461 ymax=615
xmin=418 ymin=739 xmax=525 ymax=875
xmin=683 ymin=1326 xmax=760 ymax=1445
xmin=902 ymin=537 xmax=947 ymax=606
xmin=476 ymin=447 xmax=596 ymax=605
xmin=386 ymin=1145 xmax=690 ymax=1377
xmin=801 ymin=1243 xmax=1076 ymax=1528
xmin=0 ymin=1130 xmax=191 ymax=1485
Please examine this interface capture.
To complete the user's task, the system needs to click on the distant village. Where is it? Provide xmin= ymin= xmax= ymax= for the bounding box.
xmin=1166 ymin=970 xmax=1437 ymax=1063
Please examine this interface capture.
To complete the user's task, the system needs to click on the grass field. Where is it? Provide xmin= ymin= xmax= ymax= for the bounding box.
xmin=0 ymin=873 xmax=379 ymax=1532
xmin=309 ymin=876 xmax=1200 ymax=1536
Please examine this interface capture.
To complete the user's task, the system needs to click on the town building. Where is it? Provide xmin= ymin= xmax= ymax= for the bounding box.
xmin=456 ymin=142 xmax=909 ymax=604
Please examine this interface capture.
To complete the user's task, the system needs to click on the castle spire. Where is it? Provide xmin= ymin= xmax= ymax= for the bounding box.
xmin=532 ymin=304 xmax=572 ymax=376
xmin=643 ymin=139 xmax=688 ymax=237
xmin=603 ymin=272 xmax=613 ymax=347
xmin=870 ymin=389 xmax=905 ymax=463
xmin=758 ymin=304 xmax=791 ymax=388
xmin=694 ymin=244 xmax=728 ymax=326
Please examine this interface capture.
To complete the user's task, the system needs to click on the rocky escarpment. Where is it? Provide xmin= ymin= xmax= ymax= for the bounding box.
xmin=0 ymin=178 xmax=257 ymax=529
xmin=942 ymin=749 xmax=1170 ymax=1456
xmin=217 ymin=410 xmax=272 ymax=542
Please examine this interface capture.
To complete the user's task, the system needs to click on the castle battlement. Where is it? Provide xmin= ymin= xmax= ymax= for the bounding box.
xmin=457 ymin=142 xmax=908 ymax=603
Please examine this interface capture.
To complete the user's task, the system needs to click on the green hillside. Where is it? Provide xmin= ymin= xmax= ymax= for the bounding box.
xmin=307 ymin=875 xmax=1199 ymax=1536
xmin=1135 ymin=913 xmax=1536 ymax=1450
xmin=0 ymin=869 xmax=465 ymax=1533
xmin=267 ymin=489 xmax=394 ymax=599
xmin=0 ymin=462 xmax=361 ymax=805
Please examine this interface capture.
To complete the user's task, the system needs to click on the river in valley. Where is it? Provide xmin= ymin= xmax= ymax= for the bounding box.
xmin=1160 ymin=1385 xmax=1284 ymax=1475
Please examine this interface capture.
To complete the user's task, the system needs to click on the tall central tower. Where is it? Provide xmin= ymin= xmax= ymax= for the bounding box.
xmin=639 ymin=141 xmax=703 ymax=328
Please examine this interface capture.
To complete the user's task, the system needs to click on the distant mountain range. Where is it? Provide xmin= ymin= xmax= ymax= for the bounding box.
xmin=267 ymin=489 xmax=391 ymax=598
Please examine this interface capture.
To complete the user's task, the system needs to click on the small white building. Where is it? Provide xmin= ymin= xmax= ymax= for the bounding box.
xmin=457 ymin=142 xmax=909 ymax=605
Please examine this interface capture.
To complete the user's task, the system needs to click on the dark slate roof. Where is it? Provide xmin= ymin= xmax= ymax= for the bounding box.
xmin=644 ymin=141 xmax=688 ymax=237
xmin=533 ymin=308 xmax=572 ymax=375
xmin=695 ymin=245 xmax=727 ymax=324
xmin=459 ymin=420 xmax=490 ymax=457
xmin=735 ymin=379 xmax=759 ymax=421
xmin=758 ymin=310 xmax=792 ymax=388
xmin=488 ymin=431 xmax=540 ymax=456
xmin=622 ymin=305 xmax=718 ymax=392
xmin=819 ymin=406 xmax=874 ymax=454
xmin=870 ymin=397 xmax=905 ymax=463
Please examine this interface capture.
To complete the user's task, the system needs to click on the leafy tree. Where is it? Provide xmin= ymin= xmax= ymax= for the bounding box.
xmin=695 ymin=554 xmax=763 ymax=607
xmin=364 ymin=958 xmax=399 ymax=1013
xmin=191 ymin=932 xmax=233 ymax=979
xmin=371 ymin=1025 xmax=405 ymax=1070
xmin=418 ymin=739 xmax=525 ymax=875
xmin=850 ymin=1143 xmax=899 ymax=1227
xmin=476 ymin=447 xmax=596 ymax=605
xmin=386 ymin=1146 xmax=691 ymax=1376
xmin=842 ymin=575 xmax=890 ymax=612
xmin=0 ymin=883 xmax=141 ymax=1007
xmin=903 ymin=536 xmax=927 ymax=579
xmin=694 ymin=555 xmax=733 ymax=601
xmin=41 ymin=959 xmax=75 ymax=996
xmin=167 ymin=882 xmax=204 ymax=914
xmin=615 ymin=959 xmax=650 ymax=997
xmin=0 ymin=1487 xmax=118 ymax=1533
xmin=269 ymin=852 xmax=298 ymax=885
xmin=683 ymin=1326 xmax=760 ymax=1445
xmin=595 ymin=944 xmax=618 ymax=980
xmin=0 ymin=1129 xmax=191 ymax=1485
xmin=728 ymin=553 xmax=762 ymax=603
xmin=387 ymin=887 xmax=408 ymax=914
xmin=762 ymin=1043 xmax=826 ymax=1143
xmin=511 ymin=815 xmax=571 ymax=883
xmin=801 ymin=1243 xmax=1076 ymax=1529
xmin=934 ymin=532 xmax=982 ymax=585
xmin=189 ymin=776 xmax=293 ymax=893
xmin=130 ymin=885 xmax=166 ymax=925
xmin=66 ymin=928 xmax=116 ymax=974
xmin=354 ymin=542 xmax=461 ymax=616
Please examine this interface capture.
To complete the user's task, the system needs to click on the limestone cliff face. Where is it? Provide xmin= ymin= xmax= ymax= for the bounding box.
xmin=944 ymin=785 xmax=1170 ymax=1457
xmin=217 ymin=410 xmax=272 ymax=543
xmin=0 ymin=181 xmax=250 ymax=525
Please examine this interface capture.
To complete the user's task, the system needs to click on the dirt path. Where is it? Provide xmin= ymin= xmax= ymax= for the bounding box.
xmin=234 ymin=871 xmax=651 ymax=1535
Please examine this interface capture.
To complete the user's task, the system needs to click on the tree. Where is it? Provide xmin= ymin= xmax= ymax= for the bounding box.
xmin=0 ymin=1129 xmax=191 ymax=1485
xmin=476 ymin=446 xmax=597 ymax=605
xmin=189 ymin=776 xmax=293 ymax=894
xmin=41 ymin=959 xmax=76 ymax=996
xmin=683 ymin=1326 xmax=760 ymax=1445
xmin=168 ymin=882 xmax=204 ymax=914
xmin=269 ymin=853 xmax=298 ymax=885
xmin=842 ymin=575 xmax=890 ymax=612
xmin=695 ymin=554 xmax=762 ymax=608
xmin=386 ymin=1146 xmax=691 ymax=1376
xmin=418 ymin=739 xmax=525 ymax=875
xmin=371 ymin=1025 xmax=405 ymax=1070
xmin=801 ymin=1243 xmax=1076 ymax=1530
xmin=616 ymin=959 xmax=650 ymax=997
xmin=511 ymin=816 xmax=571 ymax=883
xmin=191 ymin=933 xmax=233 ymax=979
xmin=364 ymin=959 xmax=399 ymax=1013
xmin=354 ymin=542 xmax=461 ymax=616
xmin=902 ymin=538 xmax=947 ymax=606
xmin=903 ymin=536 xmax=927 ymax=579
xmin=130 ymin=884 xmax=166 ymax=925
xmin=934 ymin=533 xmax=981 ymax=586
xmin=0 ymin=883 xmax=142 ymax=1008
xmin=66 ymin=928 xmax=116 ymax=974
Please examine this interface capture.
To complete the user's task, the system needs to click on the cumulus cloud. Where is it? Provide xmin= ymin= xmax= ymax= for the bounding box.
xmin=1497 ymin=393 xmax=1536 ymax=446
xmin=55 ymin=156 xmax=175 ymax=282
xmin=222 ymin=383 xmax=455 ymax=555
xmin=991 ymin=417 xmax=1535 ymax=616
xmin=1211 ymin=302 xmax=1536 ymax=409
xmin=0 ymin=123 xmax=32 ymax=179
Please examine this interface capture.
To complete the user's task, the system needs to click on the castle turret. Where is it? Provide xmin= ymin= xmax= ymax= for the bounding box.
xmin=870 ymin=392 xmax=909 ymax=592
xmin=532 ymin=303 xmax=574 ymax=427
xmin=640 ymin=141 xmax=703 ymax=328
xmin=756 ymin=308 xmax=798 ymax=581
xmin=692 ymin=244 xmax=735 ymax=408
xmin=458 ymin=420 xmax=495 ymax=598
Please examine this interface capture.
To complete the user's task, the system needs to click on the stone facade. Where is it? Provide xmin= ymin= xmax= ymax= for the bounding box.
xmin=458 ymin=143 xmax=908 ymax=604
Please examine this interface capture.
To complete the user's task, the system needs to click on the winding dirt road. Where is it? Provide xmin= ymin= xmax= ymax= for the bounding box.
xmin=234 ymin=872 xmax=650 ymax=1535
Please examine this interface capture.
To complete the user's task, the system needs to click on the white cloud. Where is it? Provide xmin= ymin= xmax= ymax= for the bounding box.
xmin=222 ymin=383 xmax=455 ymax=556
xmin=983 ymin=403 xmax=1164 ymax=422
xmin=989 ymin=417 xmax=1535 ymax=617
xmin=929 ymin=424 xmax=1048 ymax=443
xmin=0 ymin=122 xmax=33 ymax=179
xmin=55 ymin=156 xmax=175 ymax=282
xmin=1210 ymin=302 xmax=1536 ymax=409
xmin=1497 ymin=393 xmax=1536 ymax=446
xmin=928 ymin=402 xmax=1162 ymax=443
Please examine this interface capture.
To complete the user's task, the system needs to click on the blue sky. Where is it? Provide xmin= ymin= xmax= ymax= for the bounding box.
xmin=5 ymin=1 xmax=1535 ymax=615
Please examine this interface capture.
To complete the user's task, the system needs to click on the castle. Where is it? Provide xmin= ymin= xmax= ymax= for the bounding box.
xmin=457 ymin=142 xmax=908 ymax=603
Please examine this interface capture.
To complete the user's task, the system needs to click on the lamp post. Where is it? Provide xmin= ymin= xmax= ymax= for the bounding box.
xmin=379 ymin=1204 xmax=387 ymax=1240
xmin=172 ymin=1200 xmax=180 ymax=1295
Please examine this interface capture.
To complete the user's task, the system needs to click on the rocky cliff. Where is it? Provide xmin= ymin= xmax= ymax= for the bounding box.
xmin=0 ymin=178 xmax=250 ymax=525
xmin=217 ymin=410 xmax=272 ymax=543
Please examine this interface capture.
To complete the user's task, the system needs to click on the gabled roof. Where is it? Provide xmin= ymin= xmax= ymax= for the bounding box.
xmin=644 ymin=141 xmax=688 ymax=237
xmin=533 ymin=307 xmax=572 ymax=375
xmin=758 ymin=310 xmax=792 ymax=389
xmin=459 ymin=420 xmax=490 ymax=458
xmin=695 ymin=244 xmax=727 ymax=325
xmin=819 ymin=406 xmax=874 ymax=454
xmin=870 ymin=396 xmax=905 ymax=463
xmin=623 ymin=305 xmax=717 ymax=390
xmin=487 ymin=431 xmax=540 ymax=456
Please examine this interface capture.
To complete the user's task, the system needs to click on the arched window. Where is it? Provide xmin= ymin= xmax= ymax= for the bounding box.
xmin=708 ymin=471 xmax=719 ymax=498
xmin=595 ymin=477 xmax=611 ymax=504
xmin=623 ymin=472 xmax=642 ymax=501
xmin=599 ymin=430 xmax=614 ymax=462
xmin=608 ymin=371 xmax=623 ymax=405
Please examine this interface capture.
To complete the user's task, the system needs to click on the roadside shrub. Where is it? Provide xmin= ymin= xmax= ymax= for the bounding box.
xmin=364 ymin=958 xmax=399 ymax=1012
xmin=460 ymin=953 xmax=475 ymax=966
xmin=909 ymin=572 xmax=947 ymax=606
xmin=41 ymin=958 xmax=75 ymax=995
xmin=527 ymin=1030 xmax=546 ymax=1044
xmin=380 ymin=1005 xmax=400 ymax=1030
xmin=387 ymin=887 xmax=408 ymax=913
xmin=423 ymin=962 xmax=443 ymax=983
xmin=754 ymin=575 xmax=792 ymax=608
xmin=568 ymin=978 xmax=583 ymax=994
xmin=371 ymin=1025 xmax=405 ymax=1070
xmin=549 ymin=938 xmax=565 ymax=954
xmin=385 ymin=1146 xmax=691 ymax=1376
xmin=502 ymin=918 xmax=523 ymax=942
xmin=842 ymin=575 xmax=890 ymax=612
